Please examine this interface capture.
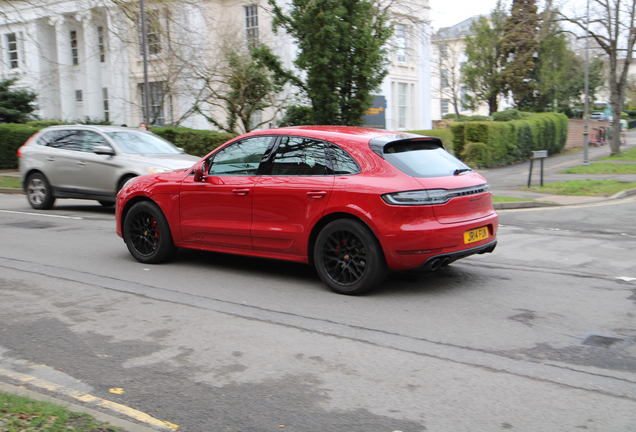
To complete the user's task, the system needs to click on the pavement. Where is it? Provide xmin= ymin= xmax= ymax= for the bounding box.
xmin=3 ymin=132 xmax=636 ymax=209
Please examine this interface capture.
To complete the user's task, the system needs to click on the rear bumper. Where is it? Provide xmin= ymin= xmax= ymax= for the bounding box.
xmin=414 ymin=239 xmax=497 ymax=272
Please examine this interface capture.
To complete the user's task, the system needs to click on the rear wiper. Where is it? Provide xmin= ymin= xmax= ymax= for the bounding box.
xmin=454 ymin=168 xmax=472 ymax=176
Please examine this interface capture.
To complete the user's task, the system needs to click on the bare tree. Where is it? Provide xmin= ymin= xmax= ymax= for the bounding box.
xmin=432 ymin=41 xmax=464 ymax=118
xmin=560 ymin=0 xmax=636 ymax=155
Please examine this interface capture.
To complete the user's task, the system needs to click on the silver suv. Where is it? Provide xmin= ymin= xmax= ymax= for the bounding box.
xmin=18 ymin=125 xmax=200 ymax=209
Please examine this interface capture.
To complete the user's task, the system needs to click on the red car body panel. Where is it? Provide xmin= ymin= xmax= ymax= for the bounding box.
xmin=116 ymin=126 xmax=498 ymax=273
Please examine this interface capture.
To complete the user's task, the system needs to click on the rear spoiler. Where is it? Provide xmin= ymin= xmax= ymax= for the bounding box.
xmin=369 ymin=134 xmax=445 ymax=159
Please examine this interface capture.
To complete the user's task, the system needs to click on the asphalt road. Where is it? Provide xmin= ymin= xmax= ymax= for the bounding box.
xmin=1 ymin=193 xmax=635 ymax=431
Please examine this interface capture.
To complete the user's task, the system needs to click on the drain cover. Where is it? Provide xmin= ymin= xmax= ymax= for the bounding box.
xmin=582 ymin=335 xmax=624 ymax=348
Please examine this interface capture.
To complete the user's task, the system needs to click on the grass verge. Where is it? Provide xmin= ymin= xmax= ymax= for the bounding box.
xmin=0 ymin=392 xmax=121 ymax=432
xmin=598 ymin=146 xmax=636 ymax=161
xmin=527 ymin=179 xmax=636 ymax=196
xmin=0 ymin=177 xmax=21 ymax=188
xmin=562 ymin=163 xmax=636 ymax=174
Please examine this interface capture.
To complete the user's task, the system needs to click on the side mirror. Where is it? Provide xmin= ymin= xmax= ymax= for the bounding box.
xmin=193 ymin=161 xmax=206 ymax=182
xmin=94 ymin=145 xmax=115 ymax=156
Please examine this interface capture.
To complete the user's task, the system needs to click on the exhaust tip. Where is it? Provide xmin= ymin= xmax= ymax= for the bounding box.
xmin=441 ymin=257 xmax=450 ymax=268
xmin=430 ymin=259 xmax=441 ymax=271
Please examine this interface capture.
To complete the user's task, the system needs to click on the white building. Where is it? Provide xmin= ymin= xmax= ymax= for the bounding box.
xmin=430 ymin=15 xmax=511 ymax=120
xmin=1 ymin=0 xmax=432 ymax=131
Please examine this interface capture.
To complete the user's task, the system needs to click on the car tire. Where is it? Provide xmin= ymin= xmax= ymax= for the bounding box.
xmin=123 ymin=201 xmax=177 ymax=264
xmin=314 ymin=219 xmax=388 ymax=295
xmin=26 ymin=173 xmax=56 ymax=210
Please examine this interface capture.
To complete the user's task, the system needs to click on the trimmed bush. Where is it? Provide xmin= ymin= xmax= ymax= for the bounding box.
xmin=450 ymin=112 xmax=568 ymax=168
xmin=0 ymin=123 xmax=44 ymax=169
xmin=153 ymin=127 xmax=236 ymax=158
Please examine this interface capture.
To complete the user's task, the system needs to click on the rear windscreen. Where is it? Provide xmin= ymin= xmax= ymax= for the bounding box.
xmin=383 ymin=142 xmax=472 ymax=178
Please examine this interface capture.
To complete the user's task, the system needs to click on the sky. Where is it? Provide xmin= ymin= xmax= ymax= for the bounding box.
xmin=429 ymin=0 xmax=509 ymax=29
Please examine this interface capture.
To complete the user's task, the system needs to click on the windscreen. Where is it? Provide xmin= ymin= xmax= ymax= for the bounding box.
xmin=106 ymin=132 xmax=182 ymax=154
xmin=383 ymin=141 xmax=472 ymax=178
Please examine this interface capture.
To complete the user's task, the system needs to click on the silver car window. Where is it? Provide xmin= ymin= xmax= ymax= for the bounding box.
xmin=39 ymin=130 xmax=83 ymax=151
xmin=105 ymin=131 xmax=181 ymax=154
xmin=82 ymin=131 xmax=112 ymax=153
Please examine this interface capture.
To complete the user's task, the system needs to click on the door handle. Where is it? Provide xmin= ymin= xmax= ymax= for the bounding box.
xmin=232 ymin=188 xmax=250 ymax=195
xmin=46 ymin=157 xmax=55 ymax=161
xmin=307 ymin=191 xmax=327 ymax=198
xmin=77 ymin=161 xmax=86 ymax=166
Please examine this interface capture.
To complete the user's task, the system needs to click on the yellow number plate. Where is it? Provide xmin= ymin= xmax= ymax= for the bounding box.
xmin=464 ymin=227 xmax=489 ymax=244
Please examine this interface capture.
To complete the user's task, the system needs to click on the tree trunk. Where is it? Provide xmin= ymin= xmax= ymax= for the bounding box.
xmin=487 ymin=95 xmax=498 ymax=115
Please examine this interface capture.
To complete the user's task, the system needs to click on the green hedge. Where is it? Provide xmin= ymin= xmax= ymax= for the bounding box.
xmin=0 ymin=123 xmax=45 ymax=169
xmin=152 ymin=127 xmax=236 ymax=157
xmin=450 ymin=112 xmax=568 ymax=168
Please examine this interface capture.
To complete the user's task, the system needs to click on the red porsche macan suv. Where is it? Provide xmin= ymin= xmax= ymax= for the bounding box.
xmin=116 ymin=126 xmax=498 ymax=294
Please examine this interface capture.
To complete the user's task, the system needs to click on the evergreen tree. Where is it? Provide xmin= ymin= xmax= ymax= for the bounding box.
xmin=257 ymin=0 xmax=393 ymax=126
xmin=0 ymin=78 xmax=37 ymax=123
xmin=461 ymin=2 xmax=508 ymax=115
xmin=502 ymin=0 xmax=540 ymax=109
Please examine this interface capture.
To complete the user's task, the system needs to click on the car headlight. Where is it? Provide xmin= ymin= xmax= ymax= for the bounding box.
xmin=147 ymin=166 xmax=172 ymax=174
xmin=382 ymin=184 xmax=490 ymax=206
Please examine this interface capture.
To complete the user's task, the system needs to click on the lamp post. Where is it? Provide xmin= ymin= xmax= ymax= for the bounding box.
xmin=583 ymin=0 xmax=590 ymax=166
xmin=140 ymin=0 xmax=151 ymax=125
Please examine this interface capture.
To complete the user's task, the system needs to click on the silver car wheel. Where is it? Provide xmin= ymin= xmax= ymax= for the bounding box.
xmin=27 ymin=178 xmax=46 ymax=205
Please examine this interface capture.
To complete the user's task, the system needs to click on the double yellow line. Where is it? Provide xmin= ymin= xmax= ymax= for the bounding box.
xmin=0 ymin=366 xmax=178 ymax=431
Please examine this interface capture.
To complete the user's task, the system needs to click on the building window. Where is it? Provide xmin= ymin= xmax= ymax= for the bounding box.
xmin=398 ymin=83 xmax=407 ymax=129
xmin=6 ymin=33 xmax=19 ymax=69
xmin=441 ymin=69 xmax=449 ymax=88
xmin=140 ymin=82 xmax=165 ymax=126
xmin=396 ymin=24 xmax=406 ymax=62
xmin=98 ymin=26 xmax=105 ymax=62
xmin=245 ymin=5 xmax=258 ymax=49
xmin=138 ymin=10 xmax=162 ymax=55
xmin=439 ymin=43 xmax=448 ymax=59
xmin=441 ymin=98 xmax=449 ymax=115
xmin=103 ymin=88 xmax=109 ymax=122
xmin=75 ymin=90 xmax=83 ymax=102
xmin=250 ymin=110 xmax=262 ymax=130
xmin=70 ymin=30 xmax=78 ymax=65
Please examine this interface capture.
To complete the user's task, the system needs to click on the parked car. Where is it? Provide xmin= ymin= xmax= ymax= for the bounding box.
xmin=116 ymin=126 xmax=498 ymax=295
xmin=18 ymin=125 xmax=200 ymax=209
xmin=590 ymin=112 xmax=607 ymax=121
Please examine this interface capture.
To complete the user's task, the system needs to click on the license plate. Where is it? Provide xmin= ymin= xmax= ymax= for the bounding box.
xmin=464 ymin=227 xmax=489 ymax=244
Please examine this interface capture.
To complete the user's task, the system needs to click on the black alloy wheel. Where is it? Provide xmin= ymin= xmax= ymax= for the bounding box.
xmin=314 ymin=219 xmax=388 ymax=295
xmin=26 ymin=173 xmax=55 ymax=210
xmin=124 ymin=201 xmax=177 ymax=264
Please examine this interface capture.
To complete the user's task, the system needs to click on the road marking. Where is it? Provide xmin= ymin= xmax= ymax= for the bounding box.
xmin=0 ymin=366 xmax=178 ymax=431
xmin=0 ymin=210 xmax=83 ymax=220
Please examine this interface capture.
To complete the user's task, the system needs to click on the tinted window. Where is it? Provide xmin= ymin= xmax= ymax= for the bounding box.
xmin=270 ymin=137 xmax=329 ymax=176
xmin=38 ymin=130 xmax=83 ymax=151
xmin=327 ymin=144 xmax=360 ymax=175
xmin=82 ymin=131 xmax=112 ymax=153
xmin=383 ymin=141 xmax=471 ymax=178
xmin=105 ymin=131 xmax=181 ymax=154
xmin=208 ymin=136 xmax=272 ymax=175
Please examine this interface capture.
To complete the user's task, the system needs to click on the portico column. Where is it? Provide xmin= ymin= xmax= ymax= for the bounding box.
xmin=78 ymin=12 xmax=103 ymax=121
xmin=50 ymin=15 xmax=74 ymax=122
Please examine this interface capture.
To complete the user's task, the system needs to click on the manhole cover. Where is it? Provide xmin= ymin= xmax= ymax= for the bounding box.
xmin=582 ymin=335 xmax=624 ymax=348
